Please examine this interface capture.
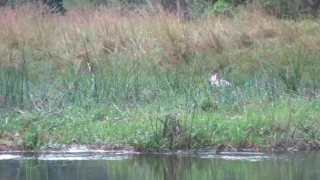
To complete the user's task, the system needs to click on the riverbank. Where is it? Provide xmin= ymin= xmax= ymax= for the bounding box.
xmin=0 ymin=7 xmax=320 ymax=152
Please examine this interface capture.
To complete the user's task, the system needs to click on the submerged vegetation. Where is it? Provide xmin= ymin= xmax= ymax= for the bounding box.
xmin=0 ymin=5 xmax=320 ymax=152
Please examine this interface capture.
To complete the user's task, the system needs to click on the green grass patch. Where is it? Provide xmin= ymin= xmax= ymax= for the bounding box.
xmin=0 ymin=7 xmax=320 ymax=152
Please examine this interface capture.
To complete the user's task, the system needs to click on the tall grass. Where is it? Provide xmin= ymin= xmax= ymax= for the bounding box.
xmin=0 ymin=7 xmax=320 ymax=151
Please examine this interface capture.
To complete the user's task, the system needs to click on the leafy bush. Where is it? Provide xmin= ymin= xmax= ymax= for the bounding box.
xmin=213 ymin=0 xmax=230 ymax=13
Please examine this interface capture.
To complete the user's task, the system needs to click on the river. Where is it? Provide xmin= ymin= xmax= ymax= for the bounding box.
xmin=0 ymin=150 xmax=319 ymax=180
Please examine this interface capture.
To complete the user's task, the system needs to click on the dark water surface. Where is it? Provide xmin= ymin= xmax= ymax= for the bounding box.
xmin=0 ymin=150 xmax=319 ymax=180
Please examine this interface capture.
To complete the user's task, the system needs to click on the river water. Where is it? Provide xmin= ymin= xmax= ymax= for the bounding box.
xmin=0 ymin=150 xmax=319 ymax=180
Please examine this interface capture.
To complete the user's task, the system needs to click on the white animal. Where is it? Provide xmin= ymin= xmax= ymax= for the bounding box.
xmin=208 ymin=70 xmax=232 ymax=87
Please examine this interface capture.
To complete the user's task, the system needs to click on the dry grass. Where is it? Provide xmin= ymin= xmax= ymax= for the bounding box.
xmin=0 ymin=6 xmax=320 ymax=73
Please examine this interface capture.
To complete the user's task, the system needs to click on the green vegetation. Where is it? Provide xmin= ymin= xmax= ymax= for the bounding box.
xmin=0 ymin=6 xmax=320 ymax=152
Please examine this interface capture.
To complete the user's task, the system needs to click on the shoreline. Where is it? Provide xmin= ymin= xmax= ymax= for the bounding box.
xmin=1 ymin=142 xmax=319 ymax=153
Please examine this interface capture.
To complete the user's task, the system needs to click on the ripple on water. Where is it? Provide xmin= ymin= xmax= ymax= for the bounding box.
xmin=0 ymin=153 xmax=132 ymax=161
xmin=0 ymin=155 xmax=22 ymax=160
xmin=200 ymin=155 xmax=272 ymax=162
xmin=37 ymin=154 xmax=132 ymax=161
xmin=200 ymin=152 xmax=287 ymax=162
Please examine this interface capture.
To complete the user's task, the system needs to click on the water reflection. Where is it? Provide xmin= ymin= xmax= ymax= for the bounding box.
xmin=0 ymin=151 xmax=319 ymax=180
